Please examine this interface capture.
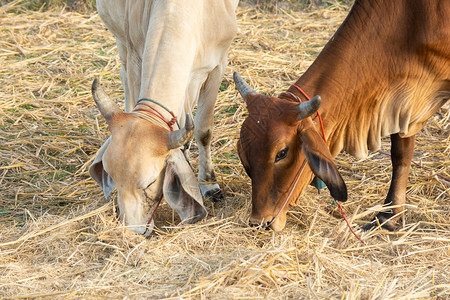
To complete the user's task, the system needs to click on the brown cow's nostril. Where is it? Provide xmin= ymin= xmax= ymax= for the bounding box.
xmin=249 ymin=222 xmax=258 ymax=228
xmin=249 ymin=220 xmax=273 ymax=230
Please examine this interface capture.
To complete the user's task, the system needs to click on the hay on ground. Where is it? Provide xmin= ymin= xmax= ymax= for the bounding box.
xmin=0 ymin=2 xmax=449 ymax=299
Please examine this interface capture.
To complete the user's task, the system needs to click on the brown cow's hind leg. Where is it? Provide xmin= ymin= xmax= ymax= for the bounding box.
xmin=364 ymin=133 xmax=415 ymax=231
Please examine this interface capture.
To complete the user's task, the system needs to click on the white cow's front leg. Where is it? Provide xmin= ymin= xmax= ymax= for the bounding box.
xmin=194 ymin=65 xmax=224 ymax=202
xmin=196 ymin=129 xmax=222 ymax=201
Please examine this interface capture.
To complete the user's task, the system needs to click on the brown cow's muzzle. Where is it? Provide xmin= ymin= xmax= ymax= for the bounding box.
xmin=249 ymin=207 xmax=288 ymax=232
xmin=249 ymin=216 xmax=272 ymax=229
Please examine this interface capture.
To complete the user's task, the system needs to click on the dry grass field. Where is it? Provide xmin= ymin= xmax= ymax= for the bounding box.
xmin=0 ymin=1 xmax=449 ymax=299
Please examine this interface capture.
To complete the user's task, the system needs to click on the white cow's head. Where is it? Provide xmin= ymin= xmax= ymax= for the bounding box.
xmin=89 ymin=79 xmax=206 ymax=236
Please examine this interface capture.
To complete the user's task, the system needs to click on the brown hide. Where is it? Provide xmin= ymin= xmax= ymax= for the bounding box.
xmin=237 ymin=94 xmax=346 ymax=231
xmin=236 ymin=0 xmax=449 ymax=231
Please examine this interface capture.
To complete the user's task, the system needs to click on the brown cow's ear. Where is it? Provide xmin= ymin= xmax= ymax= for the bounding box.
xmin=300 ymin=129 xmax=347 ymax=202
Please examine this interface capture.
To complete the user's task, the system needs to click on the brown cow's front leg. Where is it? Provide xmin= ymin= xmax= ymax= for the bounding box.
xmin=364 ymin=133 xmax=415 ymax=231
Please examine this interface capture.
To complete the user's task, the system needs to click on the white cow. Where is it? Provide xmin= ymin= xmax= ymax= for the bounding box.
xmin=90 ymin=0 xmax=239 ymax=235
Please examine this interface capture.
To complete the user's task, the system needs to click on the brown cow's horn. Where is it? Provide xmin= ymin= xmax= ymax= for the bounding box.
xmin=92 ymin=78 xmax=122 ymax=121
xmin=296 ymin=95 xmax=321 ymax=121
xmin=233 ymin=72 xmax=256 ymax=101
xmin=167 ymin=114 xmax=195 ymax=149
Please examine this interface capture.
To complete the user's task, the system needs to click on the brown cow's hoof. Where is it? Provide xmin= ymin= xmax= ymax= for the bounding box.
xmin=363 ymin=213 xmax=397 ymax=231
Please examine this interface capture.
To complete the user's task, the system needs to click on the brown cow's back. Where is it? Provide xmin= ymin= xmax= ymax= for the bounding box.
xmin=292 ymin=0 xmax=450 ymax=158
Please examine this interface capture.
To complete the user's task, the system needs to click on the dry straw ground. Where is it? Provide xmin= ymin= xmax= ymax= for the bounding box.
xmin=0 ymin=1 xmax=449 ymax=299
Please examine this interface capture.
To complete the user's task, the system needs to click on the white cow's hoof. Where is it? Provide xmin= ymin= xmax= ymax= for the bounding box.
xmin=199 ymin=182 xmax=223 ymax=202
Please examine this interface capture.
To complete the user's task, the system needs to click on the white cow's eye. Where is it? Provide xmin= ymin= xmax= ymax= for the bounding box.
xmin=275 ymin=147 xmax=288 ymax=162
xmin=144 ymin=179 xmax=157 ymax=189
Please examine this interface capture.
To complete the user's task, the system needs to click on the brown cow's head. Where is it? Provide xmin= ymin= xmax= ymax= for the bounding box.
xmin=89 ymin=79 xmax=206 ymax=236
xmin=234 ymin=72 xmax=347 ymax=231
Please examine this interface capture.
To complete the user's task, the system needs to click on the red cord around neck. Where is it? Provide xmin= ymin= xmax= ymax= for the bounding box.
xmin=292 ymin=84 xmax=326 ymax=143
xmin=134 ymin=101 xmax=177 ymax=131
xmin=133 ymin=98 xmax=177 ymax=235
xmin=291 ymin=84 xmax=367 ymax=247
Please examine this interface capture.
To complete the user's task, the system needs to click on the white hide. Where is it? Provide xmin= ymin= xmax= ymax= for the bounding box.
xmin=90 ymin=0 xmax=238 ymax=235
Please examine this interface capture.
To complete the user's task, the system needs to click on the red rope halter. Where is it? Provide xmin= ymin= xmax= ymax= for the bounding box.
xmin=134 ymin=100 xmax=178 ymax=131
xmin=292 ymin=84 xmax=326 ymax=142
xmin=133 ymin=98 xmax=178 ymax=235
xmin=269 ymin=84 xmax=366 ymax=246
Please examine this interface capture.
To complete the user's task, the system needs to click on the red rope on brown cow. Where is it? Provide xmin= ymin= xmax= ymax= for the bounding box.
xmin=337 ymin=201 xmax=366 ymax=245
xmin=292 ymin=84 xmax=368 ymax=246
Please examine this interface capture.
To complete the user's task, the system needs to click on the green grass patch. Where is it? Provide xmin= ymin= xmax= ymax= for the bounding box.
xmin=19 ymin=104 xmax=38 ymax=110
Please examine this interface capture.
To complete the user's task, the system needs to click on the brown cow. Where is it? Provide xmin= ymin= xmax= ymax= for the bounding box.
xmin=234 ymin=0 xmax=450 ymax=231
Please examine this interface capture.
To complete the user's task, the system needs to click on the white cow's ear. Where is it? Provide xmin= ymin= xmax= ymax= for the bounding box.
xmin=89 ymin=137 xmax=115 ymax=198
xmin=299 ymin=128 xmax=347 ymax=203
xmin=163 ymin=150 xmax=207 ymax=224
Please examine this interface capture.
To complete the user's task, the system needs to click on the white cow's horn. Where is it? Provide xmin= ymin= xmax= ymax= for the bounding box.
xmin=233 ymin=72 xmax=256 ymax=101
xmin=296 ymin=95 xmax=321 ymax=121
xmin=167 ymin=114 xmax=195 ymax=149
xmin=92 ymin=78 xmax=122 ymax=121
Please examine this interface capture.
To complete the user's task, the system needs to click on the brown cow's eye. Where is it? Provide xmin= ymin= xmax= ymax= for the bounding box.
xmin=275 ymin=147 xmax=288 ymax=162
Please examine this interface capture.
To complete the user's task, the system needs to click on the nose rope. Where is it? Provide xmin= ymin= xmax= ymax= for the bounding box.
xmin=134 ymin=99 xmax=197 ymax=236
xmin=262 ymin=160 xmax=307 ymax=228
xmin=261 ymin=84 xmax=323 ymax=229
xmin=133 ymin=98 xmax=177 ymax=236
xmin=143 ymin=194 xmax=163 ymax=236
xmin=277 ymin=84 xmax=366 ymax=246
